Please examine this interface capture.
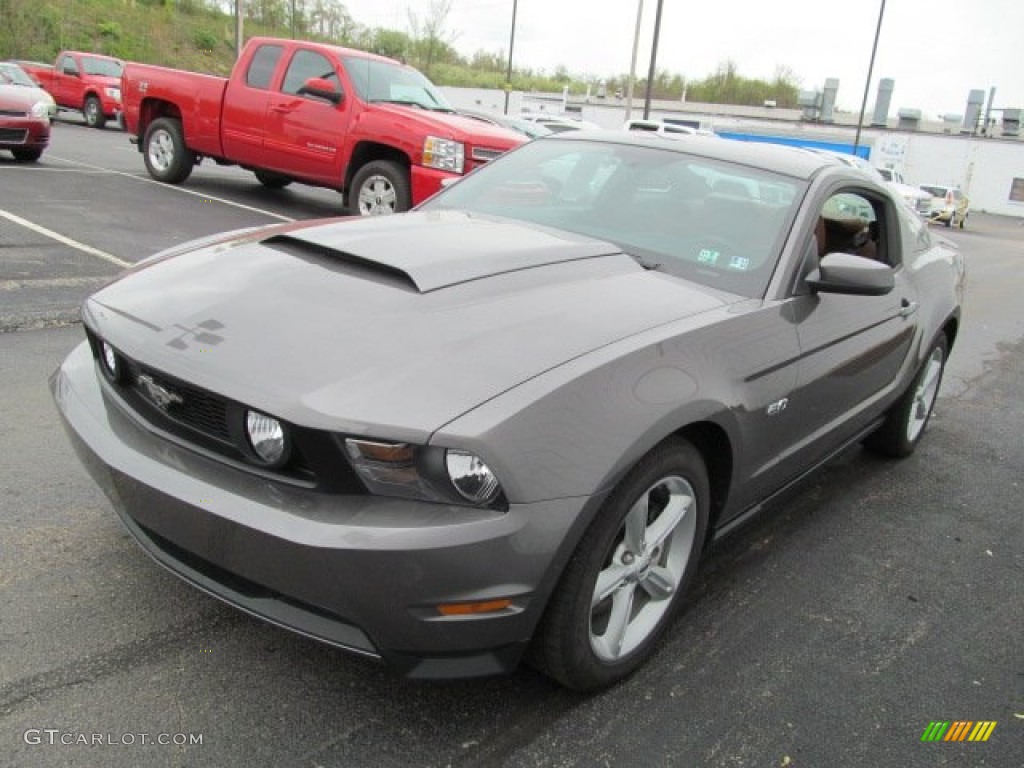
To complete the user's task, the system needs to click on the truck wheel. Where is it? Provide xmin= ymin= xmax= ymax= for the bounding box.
xmin=84 ymin=96 xmax=106 ymax=129
xmin=11 ymin=148 xmax=43 ymax=163
xmin=349 ymin=160 xmax=411 ymax=216
xmin=254 ymin=170 xmax=293 ymax=190
xmin=144 ymin=118 xmax=196 ymax=184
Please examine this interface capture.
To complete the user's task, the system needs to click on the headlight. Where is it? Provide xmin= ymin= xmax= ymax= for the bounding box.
xmin=445 ymin=450 xmax=501 ymax=505
xmin=30 ymin=101 xmax=49 ymax=119
xmin=345 ymin=438 xmax=505 ymax=509
xmin=100 ymin=340 xmax=120 ymax=379
xmin=422 ymin=136 xmax=465 ymax=174
xmin=105 ymin=86 xmax=121 ymax=101
xmin=246 ymin=410 xmax=289 ymax=466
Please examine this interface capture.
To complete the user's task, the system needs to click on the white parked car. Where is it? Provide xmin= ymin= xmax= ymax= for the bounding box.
xmin=518 ymin=113 xmax=601 ymax=133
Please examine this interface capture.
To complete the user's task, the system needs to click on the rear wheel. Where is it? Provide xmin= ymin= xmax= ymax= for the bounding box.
xmin=11 ymin=148 xmax=43 ymax=163
xmin=864 ymin=335 xmax=948 ymax=458
xmin=530 ymin=438 xmax=709 ymax=691
xmin=349 ymin=160 xmax=411 ymax=216
xmin=254 ymin=170 xmax=293 ymax=189
xmin=143 ymin=118 xmax=195 ymax=184
xmin=83 ymin=95 xmax=106 ymax=129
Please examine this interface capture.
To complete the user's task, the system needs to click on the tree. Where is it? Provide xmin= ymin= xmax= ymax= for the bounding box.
xmin=406 ymin=0 xmax=456 ymax=77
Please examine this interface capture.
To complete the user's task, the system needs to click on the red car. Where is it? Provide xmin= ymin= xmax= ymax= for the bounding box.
xmin=0 ymin=82 xmax=50 ymax=162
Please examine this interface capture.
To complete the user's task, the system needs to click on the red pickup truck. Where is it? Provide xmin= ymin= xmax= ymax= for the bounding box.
xmin=18 ymin=52 xmax=123 ymax=128
xmin=121 ymin=37 xmax=526 ymax=215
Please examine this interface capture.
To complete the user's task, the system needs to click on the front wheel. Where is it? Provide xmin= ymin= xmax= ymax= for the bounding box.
xmin=143 ymin=118 xmax=195 ymax=184
xmin=11 ymin=148 xmax=43 ymax=163
xmin=349 ymin=160 xmax=411 ymax=216
xmin=864 ymin=335 xmax=948 ymax=458
xmin=530 ymin=438 xmax=710 ymax=691
xmin=83 ymin=95 xmax=106 ymax=129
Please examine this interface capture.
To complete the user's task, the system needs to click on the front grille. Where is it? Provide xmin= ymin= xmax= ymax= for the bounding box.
xmin=0 ymin=127 xmax=27 ymax=143
xmin=471 ymin=146 xmax=505 ymax=164
xmin=127 ymin=361 xmax=231 ymax=441
xmin=83 ymin=327 xmax=366 ymax=494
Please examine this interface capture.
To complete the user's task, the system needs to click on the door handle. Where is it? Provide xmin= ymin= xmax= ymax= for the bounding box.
xmin=270 ymin=104 xmax=293 ymax=114
xmin=899 ymin=299 xmax=918 ymax=318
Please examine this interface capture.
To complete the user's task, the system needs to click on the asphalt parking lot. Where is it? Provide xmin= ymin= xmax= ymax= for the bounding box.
xmin=1 ymin=120 xmax=1022 ymax=767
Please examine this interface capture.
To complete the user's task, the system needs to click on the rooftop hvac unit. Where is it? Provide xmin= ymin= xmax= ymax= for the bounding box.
xmin=961 ymin=89 xmax=985 ymax=134
xmin=871 ymin=78 xmax=894 ymax=127
xmin=821 ymin=78 xmax=839 ymax=123
xmin=898 ymin=108 xmax=921 ymax=130
xmin=798 ymin=90 xmax=822 ymax=121
xmin=1002 ymin=108 xmax=1021 ymax=137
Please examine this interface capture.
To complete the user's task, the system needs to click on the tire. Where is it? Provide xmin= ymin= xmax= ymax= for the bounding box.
xmin=944 ymin=213 xmax=953 ymax=228
xmin=864 ymin=335 xmax=948 ymax=458
xmin=530 ymin=438 xmax=710 ymax=691
xmin=349 ymin=160 xmax=411 ymax=216
xmin=83 ymin=95 xmax=106 ymax=129
xmin=143 ymin=117 xmax=196 ymax=184
xmin=11 ymin=148 xmax=43 ymax=163
xmin=254 ymin=170 xmax=293 ymax=189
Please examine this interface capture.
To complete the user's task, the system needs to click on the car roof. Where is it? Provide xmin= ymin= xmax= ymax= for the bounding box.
xmin=547 ymin=130 xmax=839 ymax=180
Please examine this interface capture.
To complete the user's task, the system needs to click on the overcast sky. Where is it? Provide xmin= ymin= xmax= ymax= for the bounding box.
xmin=340 ymin=0 xmax=1024 ymax=120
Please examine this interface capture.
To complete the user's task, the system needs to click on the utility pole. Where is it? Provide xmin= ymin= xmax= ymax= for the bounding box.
xmin=504 ymin=0 xmax=518 ymax=115
xmin=642 ymin=0 xmax=664 ymax=120
xmin=625 ymin=0 xmax=644 ymax=123
xmin=235 ymin=0 xmax=244 ymax=60
xmin=854 ymin=0 xmax=886 ymax=154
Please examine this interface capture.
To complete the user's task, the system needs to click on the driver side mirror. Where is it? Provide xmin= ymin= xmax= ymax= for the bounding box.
xmin=806 ymin=252 xmax=894 ymax=296
xmin=297 ymin=78 xmax=342 ymax=105
xmin=62 ymin=66 xmax=80 ymax=77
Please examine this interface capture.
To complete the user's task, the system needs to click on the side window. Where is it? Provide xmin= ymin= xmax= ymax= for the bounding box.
xmin=246 ymin=45 xmax=284 ymax=90
xmin=280 ymin=50 xmax=340 ymax=98
xmin=817 ymin=190 xmax=887 ymax=264
xmin=59 ymin=55 xmax=78 ymax=76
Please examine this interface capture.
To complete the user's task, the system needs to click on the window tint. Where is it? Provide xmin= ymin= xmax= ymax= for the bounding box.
xmin=281 ymin=50 xmax=340 ymax=97
xmin=818 ymin=191 xmax=884 ymax=263
xmin=246 ymin=45 xmax=284 ymax=89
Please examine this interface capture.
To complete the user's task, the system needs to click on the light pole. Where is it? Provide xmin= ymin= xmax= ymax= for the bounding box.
xmin=853 ymin=0 xmax=886 ymax=154
xmin=624 ymin=0 xmax=644 ymax=122
xmin=504 ymin=0 xmax=518 ymax=115
xmin=643 ymin=0 xmax=665 ymax=120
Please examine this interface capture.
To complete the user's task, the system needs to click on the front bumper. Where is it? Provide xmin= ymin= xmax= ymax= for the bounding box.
xmin=410 ymin=165 xmax=457 ymax=206
xmin=51 ymin=341 xmax=588 ymax=679
xmin=0 ymin=117 xmax=50 ymax=150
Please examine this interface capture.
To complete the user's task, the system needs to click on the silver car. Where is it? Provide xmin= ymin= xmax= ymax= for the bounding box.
xmin=53 ymin=133 xmax=965 ymax=690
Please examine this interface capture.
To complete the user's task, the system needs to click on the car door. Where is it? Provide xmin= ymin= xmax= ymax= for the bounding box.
xmin=787 ymin=186 xmax=919 ymax=458
xmin=221 ymin=43 xmax=284 ymax=167
xmin=54 ymin=53 xmax=80 ymax=108
xmin=262 ymin=47 xmax=351 ymax=184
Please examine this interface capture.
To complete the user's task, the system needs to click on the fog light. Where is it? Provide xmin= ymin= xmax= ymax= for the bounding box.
xmin=246 ymin=410 xmax=287 ymax=465
xmin=101 ymin=340 xmax=119 ymax=378
xmin=445 ymin=450 xmax=500 ymax=504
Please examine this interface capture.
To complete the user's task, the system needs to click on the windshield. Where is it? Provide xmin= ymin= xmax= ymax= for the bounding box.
xmin=342 ymin=56 xmax=451 ymax=111
xmin=0 ymin=63 xmax=36 ymax=87
xmin=423 ymin=138 xmax=806 ymax=298
xmin=81 ymin=56 xmax=123 ymax=78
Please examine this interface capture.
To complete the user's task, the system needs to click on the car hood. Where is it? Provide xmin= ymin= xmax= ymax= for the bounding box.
xmin=84 ymin=212 xmax=728 ymax=440
xmin=367 ymin=102 xmax=526 ymax=148
xmin=0 ymin=83 xmax=39 ymax=111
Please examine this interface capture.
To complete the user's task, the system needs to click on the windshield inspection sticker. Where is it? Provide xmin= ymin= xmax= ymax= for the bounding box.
xmin=729 ymin=256 xmax=751 ymax=271
xmin=698 ymin=249 xmax=720 ymax=265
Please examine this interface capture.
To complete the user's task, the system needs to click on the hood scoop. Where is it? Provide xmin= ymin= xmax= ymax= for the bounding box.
xmin=258 ymin=211 xmax=621 ymax=293
xmin=262 ymin=235 xmax=419 ymax=292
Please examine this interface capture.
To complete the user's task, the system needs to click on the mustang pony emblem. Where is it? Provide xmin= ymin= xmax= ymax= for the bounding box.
xmin=137 ymin=374 xmax=183 ymax=410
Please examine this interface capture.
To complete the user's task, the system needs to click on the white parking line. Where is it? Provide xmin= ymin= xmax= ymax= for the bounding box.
xmin=0 ymin=209 xmax=132 ymax=268
xmin=48 ymin=155 xmax=297 ymax=222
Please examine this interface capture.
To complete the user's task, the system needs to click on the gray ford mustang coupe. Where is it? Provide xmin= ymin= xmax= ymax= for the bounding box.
xmin=52 ymin=133 xmax=964 ymax=690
